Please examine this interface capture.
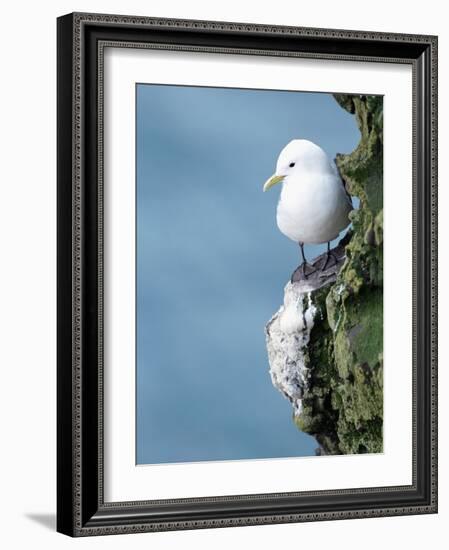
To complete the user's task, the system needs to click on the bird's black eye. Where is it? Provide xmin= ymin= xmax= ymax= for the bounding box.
xmin=289 ymin=162 xmax=295 ymax=168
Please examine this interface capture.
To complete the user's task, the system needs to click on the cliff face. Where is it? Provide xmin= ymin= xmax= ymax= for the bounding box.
xmin=265 ymin=95 xmax=383 ymax=455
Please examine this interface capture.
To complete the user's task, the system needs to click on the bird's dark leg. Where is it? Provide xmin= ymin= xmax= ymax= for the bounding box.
xmin=321 ymin=241 xmax=338 ymax=272
xmin=299 ymin=242 xmax=315 ymax=279
xmin=299 ymin=242 xmax=307 ymax=265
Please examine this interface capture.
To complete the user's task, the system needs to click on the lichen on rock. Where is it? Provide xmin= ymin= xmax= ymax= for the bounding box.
xmin=265 ymin=94 xmax=384 ymax=455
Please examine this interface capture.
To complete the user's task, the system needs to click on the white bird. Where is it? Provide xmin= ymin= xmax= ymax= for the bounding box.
xmin=263 ymin=139 xmax=352 ymax=277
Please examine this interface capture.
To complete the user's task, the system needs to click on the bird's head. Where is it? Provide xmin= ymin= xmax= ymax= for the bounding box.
xmin=263 ymin=139 xmax=330 ymax=192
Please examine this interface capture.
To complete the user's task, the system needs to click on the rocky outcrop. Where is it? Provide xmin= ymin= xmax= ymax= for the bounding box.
xmin=265 ymin=95 xmax=383 ymax=455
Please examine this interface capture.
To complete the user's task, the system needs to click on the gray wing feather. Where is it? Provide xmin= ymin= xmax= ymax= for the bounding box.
xmin=331 ymin=159 xmax=353 ymax=207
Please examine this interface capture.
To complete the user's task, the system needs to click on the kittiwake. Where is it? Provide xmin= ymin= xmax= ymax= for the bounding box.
xmin=263 ymin=139 xmax=352 ymax=277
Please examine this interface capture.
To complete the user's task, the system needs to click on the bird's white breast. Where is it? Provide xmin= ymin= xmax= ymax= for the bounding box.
xmin=276 ymin=171 xmax=351 ymax=244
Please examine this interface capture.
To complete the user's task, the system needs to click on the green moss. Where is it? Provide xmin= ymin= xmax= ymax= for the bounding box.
xmin=348 ymin=289 xmax=383 ymax=368
xmin=294 ymin=94 xmax=384 ymax=455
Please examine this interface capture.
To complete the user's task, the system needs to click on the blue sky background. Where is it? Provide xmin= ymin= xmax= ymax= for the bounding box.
xmin=136 ymin=84 xmax=360 ymax=464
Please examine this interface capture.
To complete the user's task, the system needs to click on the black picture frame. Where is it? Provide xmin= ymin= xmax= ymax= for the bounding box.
xmin=57 ymin=12 xmax=438 ymax=537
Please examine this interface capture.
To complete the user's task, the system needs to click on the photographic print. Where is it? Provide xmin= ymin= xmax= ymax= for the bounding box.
xmin=136 ymin=85 xmax=383 ymax=464
xmin=58 ymin=13 xmax=437 ymax=535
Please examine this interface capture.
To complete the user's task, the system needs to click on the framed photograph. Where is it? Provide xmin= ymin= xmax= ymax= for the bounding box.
xmin=57 ymin=12 xmax=438 ymax=536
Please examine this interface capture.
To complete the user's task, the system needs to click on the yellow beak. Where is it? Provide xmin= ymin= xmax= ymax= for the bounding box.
xmin=263 ymin=174 xmax=285 ymax=192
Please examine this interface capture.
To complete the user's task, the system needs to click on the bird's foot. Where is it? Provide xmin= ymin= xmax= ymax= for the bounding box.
xmin=320 ymin=251 xmax=338 ymax=272
xmin=290 ymin=261 xmax=316 ymax=283
xmin=301 ymin=261 xmax=317 ymax=280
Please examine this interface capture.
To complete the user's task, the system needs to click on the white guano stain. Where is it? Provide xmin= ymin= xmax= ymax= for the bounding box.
xmin=265 ymin=282 xmax=317 ymax=416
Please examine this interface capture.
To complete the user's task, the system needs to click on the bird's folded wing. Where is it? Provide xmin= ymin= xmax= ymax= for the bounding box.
xmin=341 ymin=177 xmax=353 ymax=207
